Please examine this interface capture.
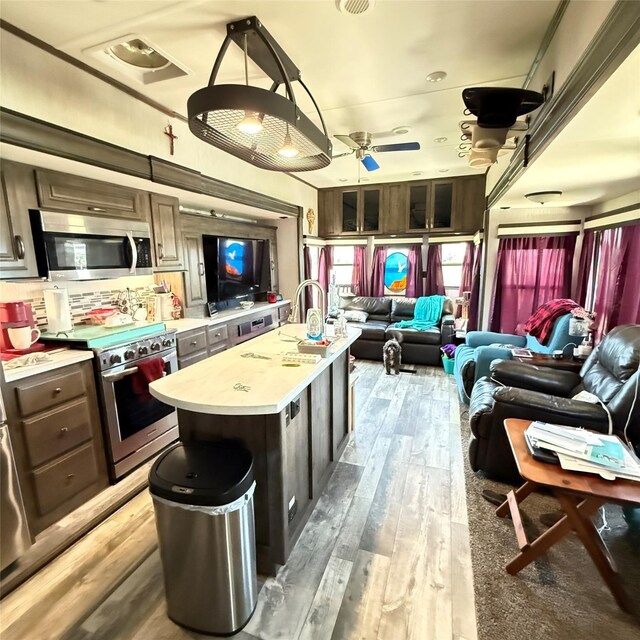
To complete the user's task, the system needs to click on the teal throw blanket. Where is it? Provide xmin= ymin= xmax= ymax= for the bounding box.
xmin=394 ymin=295 xmax=445 ymax=331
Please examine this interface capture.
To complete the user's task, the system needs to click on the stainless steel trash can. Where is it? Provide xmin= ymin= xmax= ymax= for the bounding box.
xmin=149 ymin=441 xmax=257 ymax=636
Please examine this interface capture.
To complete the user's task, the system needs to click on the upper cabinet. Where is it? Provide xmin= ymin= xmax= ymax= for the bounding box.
xmin=0 ymin=160 xmax=39 ymax=278
xmin=35 ymin=169 xmax=150 ymax=220
xmin=318 ymin=174 xmax=485 ymax=237
xmin=149 ymin=194 xmax=183 ymax=271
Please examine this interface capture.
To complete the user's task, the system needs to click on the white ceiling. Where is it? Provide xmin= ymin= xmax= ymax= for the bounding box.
xmin=0 ymin=0 xmax=560 ymax=189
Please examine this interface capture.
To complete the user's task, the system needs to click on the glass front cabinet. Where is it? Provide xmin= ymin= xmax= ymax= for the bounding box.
xmin=338 ymin=186 xmax=382 ymax=234
xmin=406 ymin=180 xmax=455 ymax=232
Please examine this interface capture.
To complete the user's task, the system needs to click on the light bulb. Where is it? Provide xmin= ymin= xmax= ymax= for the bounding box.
xmin=237 ymin=112 xmax=263 ymax=135
xmin=278 ymin=131 xmax=299 ymax=158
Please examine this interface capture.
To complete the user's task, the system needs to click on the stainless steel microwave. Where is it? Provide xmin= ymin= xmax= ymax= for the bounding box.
xmin=29 ymin=210 xmax=153 ymax=281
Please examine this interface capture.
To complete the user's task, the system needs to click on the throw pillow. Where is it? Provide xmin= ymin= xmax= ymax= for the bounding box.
xmin=344 ymin=310 xmax=369 ymax=323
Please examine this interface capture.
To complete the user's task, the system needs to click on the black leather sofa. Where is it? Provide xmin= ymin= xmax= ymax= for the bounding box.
xmin=338 ymin=296 xmax=455 ymax=365
xmin=468 ymin=324 xmax=640 ymax=483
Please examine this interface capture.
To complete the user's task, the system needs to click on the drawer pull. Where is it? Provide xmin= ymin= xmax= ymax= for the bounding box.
xmin=60 ymin=427 xmax=68 ymax=434
xmin=54 ymin=387 xmax=62 ymax=394
xmin=215 ymin=333 xmax=221 ymax=337
xmin=88 ymin=206 xmax=106 ymax=213
xmin=157 ymin=242 xmax=164 ymax=259
xmin=15 ymin=235 xmax=25 ymax=259
xmin=67 ymin=473 xmax=75 ymax=480
xmin=190 ymin=340 xmax=198 ymax=346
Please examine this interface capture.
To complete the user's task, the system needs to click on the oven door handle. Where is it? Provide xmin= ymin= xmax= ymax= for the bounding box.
xmin=127 ymin=232 xmax=137 ymax=275
xmin=103 ymin=366 xmax=138 ymax=382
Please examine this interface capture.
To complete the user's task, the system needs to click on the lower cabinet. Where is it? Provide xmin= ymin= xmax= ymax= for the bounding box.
xmin=4 ymin=360 xmax=109 ymax=537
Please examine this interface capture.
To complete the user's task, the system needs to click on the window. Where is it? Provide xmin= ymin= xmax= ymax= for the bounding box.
xmin=331 ymin=245 xmax=355 ymax=288
xmin=384 ymin=249 xmax=409 ymax=295
xmin=441 ymin=242 xmax=467 ymax=292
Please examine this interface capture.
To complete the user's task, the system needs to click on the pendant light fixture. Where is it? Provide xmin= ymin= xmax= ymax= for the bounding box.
xmin=188 ymin=16 xmax=332 ymax=172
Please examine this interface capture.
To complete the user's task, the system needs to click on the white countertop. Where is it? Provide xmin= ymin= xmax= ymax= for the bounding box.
xmin=149 ymin=324 xmax=360 ymax=416
xmin=3 ymin=349 xmax=94 ymax=383
xmin=164 ymin=300 xmax=291 ymax=335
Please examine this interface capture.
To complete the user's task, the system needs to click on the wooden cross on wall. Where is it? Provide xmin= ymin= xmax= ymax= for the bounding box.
xmin=164 ymin=124 xmax=178 ymax=155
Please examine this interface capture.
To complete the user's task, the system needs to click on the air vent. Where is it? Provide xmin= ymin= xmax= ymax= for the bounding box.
xmin=336 ymin=0 xmax=376 ymax=16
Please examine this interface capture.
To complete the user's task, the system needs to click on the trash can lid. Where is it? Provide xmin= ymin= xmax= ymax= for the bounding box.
xmin=149 ymin=441 xmax=254 ymax=506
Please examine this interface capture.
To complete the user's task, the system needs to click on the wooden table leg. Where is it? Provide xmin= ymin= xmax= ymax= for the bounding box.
xmin=496 ymin=480 xmax=537 ymax=518
xmin=505 ymin=497 xmax=601 ymax=575
xmin=554 ymin=492 xmax=632 ymax=613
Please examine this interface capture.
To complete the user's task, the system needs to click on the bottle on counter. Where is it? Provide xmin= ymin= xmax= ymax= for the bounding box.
xmin=306 ymin=308 xmax=323 ymax=342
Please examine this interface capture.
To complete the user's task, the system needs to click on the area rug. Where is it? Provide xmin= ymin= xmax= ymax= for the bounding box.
xmin=459 ymin=409 xmax=640 ymax=640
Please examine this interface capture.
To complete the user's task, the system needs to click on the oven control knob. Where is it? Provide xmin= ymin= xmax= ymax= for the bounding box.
xmin=110 ymin=354 xmax=122 ymax=364
xmin=139 ymin=346 xmax=149 ymax=355
xmin=124 ymin=349 xmax=135 ymax=360
xmin=150 ymin=342 xmax=160 ymax=351
xmin=162 ymin=338 xmax=172 ymax=347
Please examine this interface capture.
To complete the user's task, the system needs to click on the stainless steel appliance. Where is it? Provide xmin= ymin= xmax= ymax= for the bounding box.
xmin=93 ymin=329 xmax=179 ymax=480
xmin=0 ymin=376 xmax=32 ymax=570
xmin=29 ymin=210 xmax=153 ymax=281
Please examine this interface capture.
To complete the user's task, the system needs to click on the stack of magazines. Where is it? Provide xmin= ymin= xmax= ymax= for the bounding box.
xmin=525 ymin=421 xmax=640 ymax=481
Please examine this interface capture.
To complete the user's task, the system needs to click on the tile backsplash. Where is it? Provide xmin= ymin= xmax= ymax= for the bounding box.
xmin=0 ymin=275 xmax=156 ymax=328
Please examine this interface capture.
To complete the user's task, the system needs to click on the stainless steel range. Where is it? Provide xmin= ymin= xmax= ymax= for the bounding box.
xmin=93 ymin=329 xmax=178 ymax=480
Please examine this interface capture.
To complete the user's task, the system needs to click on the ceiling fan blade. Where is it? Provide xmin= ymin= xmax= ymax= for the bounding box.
xmin=331 ymin=152 xmax=354 ymax=159
xmin=334 ymin=134 xmax=360 ymax=150
xmin=361 ymin=154 xmax=380 ymax=172
xmin=371 ymin=142 xmax=421 ymax=153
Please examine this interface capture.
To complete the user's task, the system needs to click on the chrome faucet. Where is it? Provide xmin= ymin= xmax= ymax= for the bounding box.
xmin=289 ymin=279 xmax=326 ymax=323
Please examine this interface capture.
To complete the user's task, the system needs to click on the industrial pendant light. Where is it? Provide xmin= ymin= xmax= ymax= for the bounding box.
xmin=188 ymin=16 xmax=332 ymax=171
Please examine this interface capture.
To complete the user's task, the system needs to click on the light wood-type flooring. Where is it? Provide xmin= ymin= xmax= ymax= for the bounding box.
xmin=0 ymin=362 xmax=477 ymax=640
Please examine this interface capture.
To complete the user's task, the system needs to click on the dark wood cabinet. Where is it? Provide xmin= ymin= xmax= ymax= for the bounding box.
xmin=35 ymin=169 xmax=149 ymax=220
xmin=182 ymin=234 xmax=207 ymax=309
xmin=149 ymin=193 xmax=183 ymax=270
xmin=320 ymin=186 xmax=383 ymax=236
xmin=0 ymin=160 xmax=39 ymax=278
xmin=4 ymin=360 xmax=109 ymax=536
xmin=430 ymin=180 xmax=455 ymax=231
xmin=454 ymin=174 xmax=487 ymax=232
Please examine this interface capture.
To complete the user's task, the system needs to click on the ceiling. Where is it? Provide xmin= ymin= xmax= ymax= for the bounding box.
xmin=0 ymin=0 xmax=561 ymax=189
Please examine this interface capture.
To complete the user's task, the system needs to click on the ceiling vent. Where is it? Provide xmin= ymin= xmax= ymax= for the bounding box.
xmin=336 ymin=0 xmax=376 ymax=16
xmin=83 ymin=34 xmax=190 ymax=85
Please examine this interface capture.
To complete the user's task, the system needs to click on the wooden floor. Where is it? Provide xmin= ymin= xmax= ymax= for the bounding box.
xmin=0 ymin=362 xmax=477 ymax=640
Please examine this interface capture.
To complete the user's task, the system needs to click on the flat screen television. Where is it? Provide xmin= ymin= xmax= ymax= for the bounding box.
xmin=203 ymin=235 xmax=270 ymax=302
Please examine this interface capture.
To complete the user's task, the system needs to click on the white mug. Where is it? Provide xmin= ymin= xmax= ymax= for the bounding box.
xmin=8 ymin=326 xmax=41 ymax=350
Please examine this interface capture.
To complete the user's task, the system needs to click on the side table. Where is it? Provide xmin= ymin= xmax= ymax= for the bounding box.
xmin=512 ymin=352 xmax=584 ymax=373
xmin=498 ymin=419 xmax=640 ymax=612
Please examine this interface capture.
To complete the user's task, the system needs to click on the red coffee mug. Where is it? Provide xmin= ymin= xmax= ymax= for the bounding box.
xmin=267 ymin=292 xmax=277 ymax=303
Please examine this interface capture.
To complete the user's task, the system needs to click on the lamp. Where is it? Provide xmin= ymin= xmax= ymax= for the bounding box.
xmin=187 ymin=16 xmax=332 ymax=172
xmin=524 ymin=191 xmax=562 ymax=204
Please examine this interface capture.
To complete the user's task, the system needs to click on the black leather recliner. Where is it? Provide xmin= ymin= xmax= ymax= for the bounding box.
xmin=468 ymin=324 xmax=640 ymax=483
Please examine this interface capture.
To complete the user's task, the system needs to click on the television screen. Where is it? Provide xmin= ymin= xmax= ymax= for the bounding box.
xmin=203 ymin=235 xmax=270 ymax=302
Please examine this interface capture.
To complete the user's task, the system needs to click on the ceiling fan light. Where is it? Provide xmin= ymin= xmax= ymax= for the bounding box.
xmin=278 ymin=131 xmax=299 ymax=158
xmin=237 ymin=111 xmax=264 ymax=135
xmin=524 ymin=191 xmax=563 ymax=204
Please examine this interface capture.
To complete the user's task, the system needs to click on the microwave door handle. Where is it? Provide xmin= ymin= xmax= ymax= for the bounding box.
xmin=103 ymin=367 xmax=139 ymax=382
xmin=127 ymin=232 xmax=137 ymax=274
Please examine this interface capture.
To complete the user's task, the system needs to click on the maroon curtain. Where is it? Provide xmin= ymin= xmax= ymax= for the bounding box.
xmin=468 ymin=243 xmax=483 ymax=331
xmin=406 ymin=244 xmax=424 ymax=298
xmin=489 ymin=235 xmax=576 ymax=334
xmin=317 ymin=246 xmax=333 ymax=312
xmin=370 ymin=246 xmax=387 ymax=297
xmin=303 ymin=246 xmax=313 ymax=312
xmin=351 ymin=245 xmax=369 ymax=296
xmin=576 ymin=230 xmax=597 ymax=307
xmin=456 ymin=241 xmax=474 ymax=317
xmin=593 ymin=223 xmax=640 ymax=340
xmin=424 ymin=244 xmax=445 ymax=295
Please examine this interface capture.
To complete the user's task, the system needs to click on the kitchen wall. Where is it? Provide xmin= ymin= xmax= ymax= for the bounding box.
xmin=0 ymin=275 xmax=156 ymax=329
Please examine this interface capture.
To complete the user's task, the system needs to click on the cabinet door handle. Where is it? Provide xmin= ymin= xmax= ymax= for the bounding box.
xmin=88 ymin=206 xmax=106 ymax=213
xmin=15 ymin=235 xmax=25 ymax=259
xmin=67 ymin=473 xmax=75 ymax=480
xmin=157 ymin=242 xmax=164 ymax=259
xmin=60 ymin=427 xmax=68 ymax=434
xmin=198 ymin=262 xmax=205 ymax=276
xmin=54 ymin=387 xmax=62 ymax=394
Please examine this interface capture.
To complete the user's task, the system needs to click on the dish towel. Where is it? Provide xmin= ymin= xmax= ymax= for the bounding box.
xmin=132 ymin=357 xmax=166 ymax=397
xmin=394 ymin=295 xmax=446 ymax=331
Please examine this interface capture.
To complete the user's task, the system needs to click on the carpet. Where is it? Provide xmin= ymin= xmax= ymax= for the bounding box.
xmin=459 ymin=410 xmax=640 ymax=640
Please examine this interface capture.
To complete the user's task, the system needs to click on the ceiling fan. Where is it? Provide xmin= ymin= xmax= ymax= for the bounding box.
xmin=332 ymin=131 xmax=420 ymax=171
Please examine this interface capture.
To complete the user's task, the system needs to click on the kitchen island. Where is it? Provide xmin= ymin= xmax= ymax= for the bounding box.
xmin=149 ymin=324 xmax=361 ymax=574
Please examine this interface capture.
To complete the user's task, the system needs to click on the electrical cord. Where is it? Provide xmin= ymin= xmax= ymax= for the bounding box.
xmin=623 ymin=371 xmax=639 ymax=451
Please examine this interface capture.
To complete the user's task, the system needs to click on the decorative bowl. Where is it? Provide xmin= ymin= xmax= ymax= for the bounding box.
xmin=240 ymin=301 xmax=254 ymax=310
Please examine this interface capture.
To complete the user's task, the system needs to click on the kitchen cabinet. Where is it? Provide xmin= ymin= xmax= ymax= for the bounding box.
xmin=453 ymin=174 xmax=487 ymax=232
xmin=149 ymin=193 xmax=183 ymax=271
xmin=4 ymin=360 xmax=109 ymax=536
xmin=182 ymin=234 xmax=207 ymax=309
xmin=35 ymin=169 xmax=150 ymax=220
xmin=405 ymin=179 xmax=455 ymax=232
xmin=0 ymin=160 xmax=39 ymax=278
xmin=177 ymin=324 xmax=232 ymax=368
xmin=320 ymin=186 xmax=384 ymax=236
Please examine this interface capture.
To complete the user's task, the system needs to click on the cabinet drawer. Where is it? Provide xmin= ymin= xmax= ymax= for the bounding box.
xmin=178 ymin=349 xmax=208 ymax=369
xmin=32 ymin=443 xmax=99 ymax=516
xmin=208 ymin=342 xmax=227 ymax=357
xmin=177 ymin=329 xmax=208 ymax=357
xmin=278 ymin=305 xmax=291 ymax=321
xmin=22 ymin=398 xmax=93 ymax=467
xmin=207 ymin=324 xmax=228 ymax=347
xmin=15 ymin=368 xmax=86 ymax=417
xmin=36 ymin=170 xmax=147 ymax=220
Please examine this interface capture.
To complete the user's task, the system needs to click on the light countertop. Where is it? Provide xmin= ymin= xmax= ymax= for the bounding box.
xmin=149 ymin=324 xmax=360 ymax=416
xmin=3 ymin=349 xmax=95 ymax=383
xmin=164 ymin=300 xmax=291 ymax=335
